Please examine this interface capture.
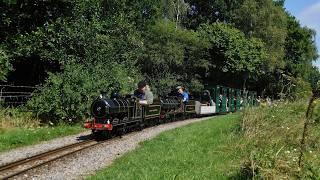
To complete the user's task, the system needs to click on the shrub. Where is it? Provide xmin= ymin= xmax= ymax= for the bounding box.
xmin=28 ymin=63 xmax=139 ymax=123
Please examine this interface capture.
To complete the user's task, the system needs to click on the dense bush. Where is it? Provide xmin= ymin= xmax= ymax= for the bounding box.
xmin=13 ymin=1 xmax=143 ymax=122
xmin=0 ymin=46 xmax=11 ymax=81
xmin=28 ymin=62 xmax=139 ymax=122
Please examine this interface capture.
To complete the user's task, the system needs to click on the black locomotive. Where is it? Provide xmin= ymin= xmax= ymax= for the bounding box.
xmin=84 ymin=86 xmax=258 ymax=138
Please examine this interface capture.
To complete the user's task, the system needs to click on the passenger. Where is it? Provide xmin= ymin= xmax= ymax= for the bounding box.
xmin=134 ymin=81 xmax=154 ymax=105
xmin=176 ymin=86 xmax=189 ymax=103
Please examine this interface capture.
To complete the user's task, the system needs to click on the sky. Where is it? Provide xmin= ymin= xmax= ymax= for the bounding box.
xmin=284 ymin=0 xmax=320 ymax=67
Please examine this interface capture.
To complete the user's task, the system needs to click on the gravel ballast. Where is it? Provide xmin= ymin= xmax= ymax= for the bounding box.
xmin=0 ymin=117 xmax=213 ymax=179
xmin=0 ymin=131 xmax=92 ymax=167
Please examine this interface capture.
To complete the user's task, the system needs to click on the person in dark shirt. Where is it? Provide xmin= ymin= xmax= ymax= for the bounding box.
xmin=134 ymin=81 xmax=154 ymax=105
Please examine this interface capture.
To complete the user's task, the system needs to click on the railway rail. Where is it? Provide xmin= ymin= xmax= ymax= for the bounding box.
xmin=0 ymin=139 xmax=100 ymax=179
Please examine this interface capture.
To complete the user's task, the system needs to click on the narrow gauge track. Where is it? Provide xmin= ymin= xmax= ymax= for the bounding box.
xmin=0 ymin=139 xmax=100 ymax=179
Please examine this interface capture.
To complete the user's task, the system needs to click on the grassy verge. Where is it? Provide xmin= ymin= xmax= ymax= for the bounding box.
xmin=0 ymin=125 xmax=84 ymax=152
xmin=88 ymin=114 xmax=242 ymax=180
xmin=0 ymin=108 xmax=85 ymax=152
xmin=239 ymin=101 xmax=320 ymax=179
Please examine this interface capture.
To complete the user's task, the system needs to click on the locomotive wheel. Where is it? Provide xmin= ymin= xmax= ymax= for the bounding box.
xmin=117 ymin=126 xmax=127 ymax=137
xmin=138 ymin=122 xmax=144 ymax=131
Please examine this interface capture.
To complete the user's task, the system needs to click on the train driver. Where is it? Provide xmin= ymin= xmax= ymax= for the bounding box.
xmin=134 ymin=81 xmax=154 ymax=105
xmin=176 ymin=86 xmax=189 ymax=103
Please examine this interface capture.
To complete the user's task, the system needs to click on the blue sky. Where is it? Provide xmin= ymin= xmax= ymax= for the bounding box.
xmin=284 ymin=0 xmax=320 ymax=67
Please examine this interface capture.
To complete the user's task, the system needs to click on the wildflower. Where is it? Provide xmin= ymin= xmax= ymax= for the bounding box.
xmin=285 ymin=150 xmax=290 ymax=154
xmin=286 ymin=127 xmax=290 ymax=130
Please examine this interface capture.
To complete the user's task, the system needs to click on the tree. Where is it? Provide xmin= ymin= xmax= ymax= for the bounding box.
xmin=198 ymin=23 xmax=267 ymax=89
xmin=165 ymin=0 xmax=190 ymax=28
xmin=184 ymin=0 xmax=244 ymax=29
xmin=284 ymin=14 xmax=318 ymax=79
xmin=0 ymin=0 xmax=71 ymax=42
xmin=0 ymin=45 xmax=11 ymax=81
xmin=139 ymin=20 xmax=207 ymax=95
xmin=233 ymin=0 xmax=287 ymax=70
xmin=13 ymin=0 xmax=143 ymax=121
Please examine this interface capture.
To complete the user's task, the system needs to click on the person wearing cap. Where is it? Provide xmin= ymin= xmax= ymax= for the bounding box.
xmin=134 ymin=81 xmax=154 ymax=105
xmin=176 ymin=86 xmax=189 ymax=103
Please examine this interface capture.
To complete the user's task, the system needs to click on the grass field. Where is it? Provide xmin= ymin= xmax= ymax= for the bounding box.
xmin=0 ymin=108 xmax=86 ymax=152
xmin=0 ymin=124 xmax=85 ymax=152
xmin=88 ymin=114 xmax=242 ymax=180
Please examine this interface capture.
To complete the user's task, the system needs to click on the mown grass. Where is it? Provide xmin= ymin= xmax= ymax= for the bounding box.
xmin=88 ymin=114 xmax=242 ymax=180
xmin=0 ymin=108 xmax=85 ymax=152
xmin=0 ymin=125 xmax=84 ymax=152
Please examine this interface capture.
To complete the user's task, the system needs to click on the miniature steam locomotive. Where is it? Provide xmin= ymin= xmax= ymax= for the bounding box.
xmin=84 ymin=86 xmax=258 ymax=138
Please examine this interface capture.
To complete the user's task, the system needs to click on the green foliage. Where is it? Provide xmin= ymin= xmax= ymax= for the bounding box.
xmin=102 ymin=0 xmax=163 ymax=29
xmin=140 ymin=20 xmax=207 ymax=95
xmin=14 ymin=1 xmax=142 ymax=121
xmin=0 ymin=46 xmax=11 ymax=81
xmin=0 ymin=0 xmax=71 ymax=41
xmin=198 ymin=23 xmax=267 ymax=88
xmin=166 ymin=0 xmax=190 ymax=27
xmin=233 ymin=0 xmax=288 ymax=70
xmin=1 ymin=0 xmax=319 ymax=122
xmin=284 ymin=14 xmax=319 ymax=79
xmin=28 ymin=62 xmax=139 ymax=122
xmin=290 ymin=78 xmax=313 ymax=100
xmin=184 ymin=0 xmax=243 ymax=28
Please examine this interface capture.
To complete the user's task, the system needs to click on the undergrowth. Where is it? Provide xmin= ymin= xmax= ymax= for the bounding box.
xmin=0 ymin=107 xmax=40 ymax=130
xmin=0 ymin=107 xmax=85 ymax=152
xmin=239 ymin=101 xmax=320 ymax=179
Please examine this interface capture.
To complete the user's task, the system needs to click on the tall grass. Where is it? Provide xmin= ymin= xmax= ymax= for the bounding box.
xmin=0 ymin=108 xmax=85 ymax=152
xmin=0 ymin=108 xmax=40 ymax=130
xmin=239 ymin=101 xmax=320 ymax=179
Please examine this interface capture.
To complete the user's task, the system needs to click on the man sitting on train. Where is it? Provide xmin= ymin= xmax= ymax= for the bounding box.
xmin=134 ymin=81 xmax=154 ymax=105
xmin=176 ymin=86 xmax=189 ymax=103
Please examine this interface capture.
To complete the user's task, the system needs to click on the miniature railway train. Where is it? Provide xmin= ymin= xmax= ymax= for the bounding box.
xmin=84 ymin=85 xmax=258 ymax=137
